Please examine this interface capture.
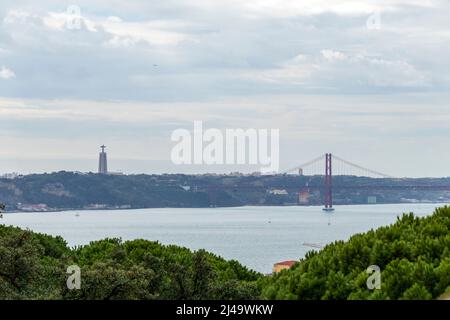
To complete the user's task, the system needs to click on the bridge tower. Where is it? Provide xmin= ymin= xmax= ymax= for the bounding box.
xmin=323 ymin=153 xmax=334 ymax=211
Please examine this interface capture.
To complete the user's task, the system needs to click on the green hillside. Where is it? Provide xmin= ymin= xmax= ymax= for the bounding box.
xmin=1 ymin=172 xmax=449 ymax=211
xmin=0 ymin=223 xmax=260 ymax=300
xmin=259 ymin=206 xmax=450 ymax=300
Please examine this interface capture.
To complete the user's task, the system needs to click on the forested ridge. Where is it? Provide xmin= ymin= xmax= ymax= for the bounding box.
xmin=1 ymin=171 xmax=449 ymax=211
xmin=0 ymin=204 xmax=449 ymax=300
xmin=0 ymin=223 xmax=260 ymax=299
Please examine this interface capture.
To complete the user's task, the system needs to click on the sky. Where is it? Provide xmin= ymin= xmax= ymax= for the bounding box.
xmin=0 ymin=0 xmax=449 ymax=177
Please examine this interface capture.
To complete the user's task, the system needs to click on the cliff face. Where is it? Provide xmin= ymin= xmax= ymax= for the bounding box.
xmin=0 ymin=171 xmax=449 ymax=211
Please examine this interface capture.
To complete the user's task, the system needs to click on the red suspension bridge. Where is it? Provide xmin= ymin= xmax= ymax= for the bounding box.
xmin=206 ymin=153 xmax=450 ymax=210
xmin=283 ymin=153 xmax=396 ymax=211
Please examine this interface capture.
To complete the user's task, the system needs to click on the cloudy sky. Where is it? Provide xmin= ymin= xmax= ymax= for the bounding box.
xmin=0 ymin=0 xmax=449 ymax=177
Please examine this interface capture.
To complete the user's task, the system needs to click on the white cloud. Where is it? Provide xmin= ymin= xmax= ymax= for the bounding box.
xmin=0 ymin=66 xmax=15 ymax=79
xmin=1 ymin=1 xmax=449 ymax=98
xmin=42 ymin=10 xmax=192 ymax=46
xmin=321 ymin=50 xmax=346 ymax=62
xmin=239 ymin=0 xmax=442 ymax=18
xmin=106 ymin=16 xmax=123 ymax=23
xmin=3 ymin=9 xmax=32 ymax=24
xmin=3 ymin=8 xmax=193 ymax=47
xmin=249 ymin=51 xmax=429 ymax=89
xmin=101 ymin=19 xmax=192 ymax=47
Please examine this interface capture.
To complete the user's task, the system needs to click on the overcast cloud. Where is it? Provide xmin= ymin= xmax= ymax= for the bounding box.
xmin=0 ymin=0 xmax=449 ymax=176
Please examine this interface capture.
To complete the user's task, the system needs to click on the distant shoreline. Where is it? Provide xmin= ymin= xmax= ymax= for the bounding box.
xmin=4 ymin=201 xmax=448 ymax=214
xmin=2 ymin=172 xmax=449 ymax=212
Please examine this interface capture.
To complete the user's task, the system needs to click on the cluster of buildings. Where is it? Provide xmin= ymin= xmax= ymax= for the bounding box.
xmin=17 ymin=203 xmax=49 ymax=212
xmin=0 ymin=173 xmax=22 ymax=179
xmin=272 ymin=260 xmax=297 ymax=273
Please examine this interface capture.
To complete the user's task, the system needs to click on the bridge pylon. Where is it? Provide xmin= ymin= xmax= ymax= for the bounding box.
xmin=323 ymin=153 xmax=334 ymax=212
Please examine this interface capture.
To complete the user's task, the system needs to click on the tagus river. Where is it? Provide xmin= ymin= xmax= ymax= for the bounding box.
xmin=2 ymin=203 xmax=447 ymax=273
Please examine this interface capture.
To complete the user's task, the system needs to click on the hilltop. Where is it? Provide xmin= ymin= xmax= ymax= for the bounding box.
xmin=0 ymin=171 xmax=448 ymax=211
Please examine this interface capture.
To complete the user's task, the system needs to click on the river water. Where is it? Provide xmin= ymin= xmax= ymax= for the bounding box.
xmin=1 ymin=203 xmax=447 ymax=273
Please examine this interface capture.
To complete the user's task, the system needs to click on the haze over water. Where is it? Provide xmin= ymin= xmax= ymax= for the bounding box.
xmin=2 ymin=203 xmax=447 ymax=273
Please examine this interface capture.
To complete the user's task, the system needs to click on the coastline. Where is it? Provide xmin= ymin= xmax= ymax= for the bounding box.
xmin=4 ymin=201 xmax=448 ymax=214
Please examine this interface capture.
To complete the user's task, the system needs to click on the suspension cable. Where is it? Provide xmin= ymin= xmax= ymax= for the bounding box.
xmin=283 ymin=154 xmax=325 ymax=174
xmin=332 ymin=155 xmax=394 ymax=178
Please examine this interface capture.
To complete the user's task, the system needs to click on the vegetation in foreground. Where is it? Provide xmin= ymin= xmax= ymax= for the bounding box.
xmin=0 ymin=203 xmax=449 ymax=300
xmin=0 ymin=224 xmax=260 ymax=299
xmin=259 ymin=206 xmax=450 ymax=300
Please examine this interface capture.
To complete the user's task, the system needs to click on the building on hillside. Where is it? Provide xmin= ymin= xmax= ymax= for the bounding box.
xmin=298 ymin=190 xmax=310 ymax=204
xmin=268 ymin=189 xmax=288 ymax=195
xmin=0 ymin=172 xmax=20 ymax=179
xmin=367 ymin=196 xmax=377 ymax=204
xmin=272 ymin=260 xmax=297 ymax=273
xmin=17 ymin=203 xmax=49 ymax=212
xmin=108 ymin=171 xmax=124 ymax=176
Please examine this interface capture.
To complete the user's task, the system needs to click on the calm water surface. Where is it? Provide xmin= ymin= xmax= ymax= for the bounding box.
xmin=2 ymin=203 xmax=447 ymax=273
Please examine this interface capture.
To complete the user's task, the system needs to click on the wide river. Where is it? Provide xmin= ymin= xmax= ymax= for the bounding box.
xmin=1 ymin=203 xmax=447 ymax=273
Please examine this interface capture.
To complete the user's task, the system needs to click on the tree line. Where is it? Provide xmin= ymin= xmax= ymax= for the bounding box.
xmin=259 ymin=206 xmax=450 ymax=299
xmin=0 ymin=202 xmax=449 ymax=299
